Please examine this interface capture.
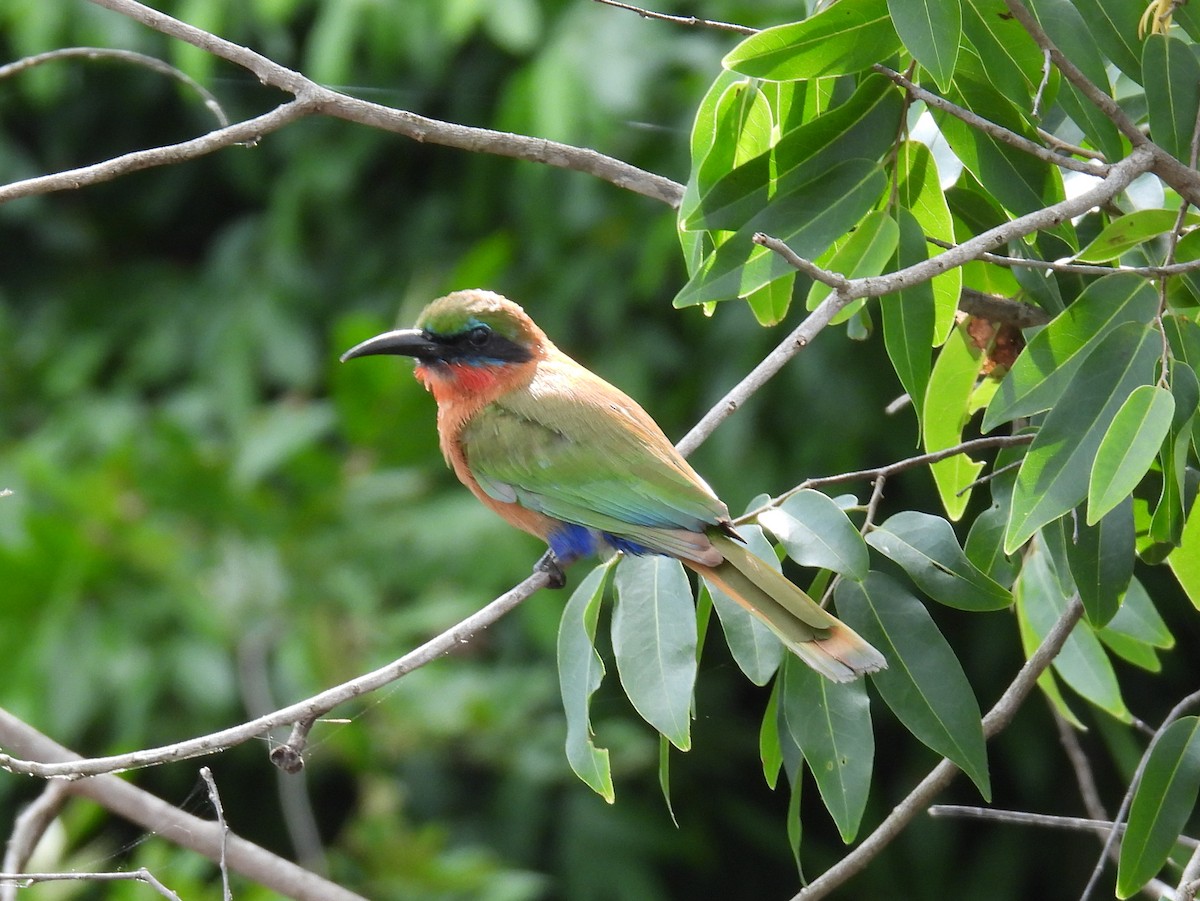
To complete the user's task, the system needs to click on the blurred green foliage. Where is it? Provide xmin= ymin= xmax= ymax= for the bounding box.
xmin=2 ymin=1 xmax=1196 ymax=900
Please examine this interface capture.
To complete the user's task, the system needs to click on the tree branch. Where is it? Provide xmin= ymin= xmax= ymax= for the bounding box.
xmin=0 ymin=710 xmax=368 ymax=901
xmin=0 ymin=571 xmax=548 ymax=778
xmin=792 ymin=596 xmax=1085 ymax=900
xmin=591 ymin=0 xmax=758 ymax=35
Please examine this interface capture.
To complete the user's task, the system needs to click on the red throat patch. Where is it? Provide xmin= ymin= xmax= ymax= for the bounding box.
xmin=416 ymin=363 xmax=502 ymax=403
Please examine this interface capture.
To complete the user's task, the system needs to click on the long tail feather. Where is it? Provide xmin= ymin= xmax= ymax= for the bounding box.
xmin=690 ymin=532 xmax=887 ymax=682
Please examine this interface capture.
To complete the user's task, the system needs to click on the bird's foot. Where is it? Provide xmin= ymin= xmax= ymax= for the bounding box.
xmin=535 ymin=551 xmax=567 ymax=589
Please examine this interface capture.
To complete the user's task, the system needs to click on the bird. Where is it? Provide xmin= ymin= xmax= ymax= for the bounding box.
xmin=340 ymin=289 xmax=886 ymax=682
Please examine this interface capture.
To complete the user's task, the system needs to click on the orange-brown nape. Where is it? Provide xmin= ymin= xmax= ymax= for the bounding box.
xmin=340 ymin=289 xmax=886 ymax=682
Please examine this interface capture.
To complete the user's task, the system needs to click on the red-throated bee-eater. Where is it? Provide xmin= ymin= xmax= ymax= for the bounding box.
xmin=341 ymin=290 xmax=885 ymax=682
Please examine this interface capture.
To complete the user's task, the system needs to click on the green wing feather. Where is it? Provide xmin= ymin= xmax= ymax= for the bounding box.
xmin=461 ymin=364 xmax=728 ymax=547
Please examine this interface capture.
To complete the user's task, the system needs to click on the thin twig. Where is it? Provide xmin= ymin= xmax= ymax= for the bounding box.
xmin=199 ymin=768 xmax=232 ymax=901
xmin=0 ymin=46 xmax=228 ymax=127
xmin=1054 ymin=707 xmax=1107 ymax=822
xmin=925 ymin=236 xmax=1200 ymax=277
xmin=929 ymin=805 xmax=1197 ymax=847
xmin=1178 ymin=844 xmax=1200 ymax=901
xmin=874 ymin=64 xmax=1110 ymax=177
xmin=590 ymin=0 xmax=758 ymax=35
xmin=791 ymin=597 xmax=1086 ymax=900
xmin=1032 ymin=48 xmax=1053 ymax=119
xmin=0 ymin=870 xmax=183 ymax=901
xmin=0 ymin=571 xmax=549 ymax=778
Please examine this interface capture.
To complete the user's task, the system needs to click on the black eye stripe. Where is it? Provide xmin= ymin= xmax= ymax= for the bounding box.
xmin=420 ymin=327 xmax=533 ymax=364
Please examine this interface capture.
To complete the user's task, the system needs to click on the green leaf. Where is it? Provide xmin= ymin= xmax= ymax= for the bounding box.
xmin=778 ymin=656 xmax=874 ymax=843
xmin=888 ymin=0 xmax=961 ymax=89
xmin=760 ymin=681 xmax=784 ymax=790
xmin=1016 ymin=541 xmax=1130 ymax=721
xmin=706 ymin=525 xmax=786 ymax=686
xmin=724 ymin=0 xmax=902 ymax=80
xmin=1065 ymin=0 xmax=1142 ymax=82
xmin=965 ymin=504 xmax=1019 ymax=588
xmin=674 ymin=159 xmax=887 ymax=308
xmin=984 ymin=275 xmax=1160 ymax=432
xmin=1068 ymin=497 xmax=1135 ymax=627
xmin=1168 ymin=501 xmax=1200 ymax=610
xmin=1006 ymin=323 xmax=1160 ymax=553
xmin=806 ymin=210 xmax=899 ymax=318
xmin=1088 ymin=386 xmax=1176 ymax=524
xmin=1148 ymin=364 xmax=1200 ymax=553
xmin=1077 ymin=210 xmax=1195 ymax=263
xmin=683 ymin=75 xmax=901 ymax=233
xmin=1143 ymin=34 xmax=1200 ymax=164
xmin=924 ymin=320 xmax=987 ymax=519
xmin=881 ymin=209 xmax=936 ymax=426
xmin=866 ymin=511 xmax=1012 ymax=610
xmin=612 ymin=556 xmax=698 ymax=751
xmin=836 ymin=572 xmax=990 ymax=798
xmin=1098 ymin=576 xmax=1175 ymax=671
xmin=1117 ymin=717 xmax=1200 ymax=898
xmin=961 ymin=0 xmax=1045 ymax=103
xmin=758 ymin=490 xmax=870 ymax=581
xmin=658 ymin=736 xmax=677 ymax=827
xmin=557 ymin=562 xmax=615 ymax=802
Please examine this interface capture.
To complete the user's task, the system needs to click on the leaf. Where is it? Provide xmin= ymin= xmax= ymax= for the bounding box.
xmin=964 ymin=504 xmax=1019 ymax=588
xmin=1098 ymin=576 xmax=1175 ymax=671
xmin=1077 ymin=210 xmax=1195 ymax=263
xmin=1117 ymin=717 xmax=1200 ymax=898
xmin=658 ymin=736 xmax=677 ymax=827
xmin=1006 ymin=323 xmax=1160 ymax=553
xmin=1068 ymin=497 xmax=1135 ymax=627
xmin=1143 ymin=34 xmax=1200 ymax=164
xmin=1065 ymin=0 xmax=1142 ymax=82
xmin=866 ymin=511 xmax=1012 ymax=611
xmin=557 ymin=562 xmax=615 ymax=802
xmin=880 ymin=209 xmax=935 ymax=426
xmin=1147 ymin=364 xmax=1200 ymax=554
xmin=888 ymin=0 xmax=961 ymax=89
xmin=983 ymin=274 xmax=1160 ymax=431
xmin=836 ymin=572 xmax=991 ymax=798
xmin=1088 ymin=386 xmax=1176 ymax=524
xmin=1016 ymin=540 xmax=1130 ymax=721
xmin=706 ymin=525 xmax=786 ymax=686
xmin=612 ymin=556 xmax=698 ymax=751
xmin=961 ymin=0 xmax=1045 ymax=103
xmin=778 ymin=656 xmax=874 ymax=843
xmin=758 ymin=490 xmax=870 ymax=580
xmin=760 ymin=681 xmax=784 ymax=789
xmin=1168 ymin=501 xmax=1200 ymax=610
xmin=674 ymin=159 xmax=887 ymax=308
xmin=724 ymin=0 xmax=901 ymax=80
xmin=924 ymin=320 xmax=987 ymax=520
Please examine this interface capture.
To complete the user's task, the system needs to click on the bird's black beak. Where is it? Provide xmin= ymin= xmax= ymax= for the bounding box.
xmin=340 ymin=329 xmax=437 ymax=363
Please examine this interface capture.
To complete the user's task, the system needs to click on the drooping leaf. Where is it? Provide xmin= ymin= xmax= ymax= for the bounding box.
xmin=706 ymin=525 xmax=786 ymax=686
xmin=1016 ymin=540 xmax=1130 ymax=721
xmin=983 ymin=274 xmax=1159 ymax=431
xmin=887 ymin=0 xmax=961 ymax=89
xmin=1068 ymin=497 xmax=1135 ymax=627
xmin=1117 ymin=717 xmax=1200 ymax=898
xmin=866 ymin=511 xmax=1012 ymax=610
xmin=924 ymin=320 xmax=987 ymax=519
xmin=1088 ymin=385 xmax=1176 ymax=524
xmin=1143 ymin=34 xmax=1200 ymax=164
xmin=612 ymin=556 xmax=697 ymax=751
xmin=1066 ymin=0 xmax=1142 ymax=81
xmin=557 ymin=562 xmax=615 ymax=801
xmin=806 ymin=210 xmax=900 ymax=321
xmin=1168 ymin=502 xmax=1200 ymax=610
xmin=836 ymin=572 xmax=990 ymax=797
xmin=760 ymin=680 xmax=784 ymax=789
xmin=880 ymin=210 xmax=935 ymax=428
xmin=778 ymin=656 xmax=874 ymax=843
xmin=1006 ymin=323 xmax=1160 ymax=553
xmin=724 ymin=0 xmax=902 ymax=80
xmin=758 ymin=489 xmax=870 ymax=581
xmin=1147 ymin=364 xmax=1200 ymax=556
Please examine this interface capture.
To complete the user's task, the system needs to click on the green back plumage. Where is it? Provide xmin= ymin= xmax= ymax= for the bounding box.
xmin=460 ymin=358 xmax=729 ymax=552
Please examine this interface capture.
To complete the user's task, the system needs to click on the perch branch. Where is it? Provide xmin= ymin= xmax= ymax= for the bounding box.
xmin=591 ymin=0 xmax=758 ymax=35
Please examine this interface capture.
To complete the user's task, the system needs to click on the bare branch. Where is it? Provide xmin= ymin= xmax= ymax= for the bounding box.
xmin=70 ymin=0 xmax=684 ymax=207
xmin=199 ymin=768 xmax=232 ymax=901
xmin=958 ymin=288 xmax=1051 ymax=327
xmin=591 ymin=0 xmax=759 ymax=35
xmin=0 ymin=47 xmax=228 ymax=127
xmin=0 ymin=709 xmax=369 ymax=901
xmin=791 ymin=596 xmax=1085 ymax=900
xmin=926 ymin=236 xmax=1200 ymax=277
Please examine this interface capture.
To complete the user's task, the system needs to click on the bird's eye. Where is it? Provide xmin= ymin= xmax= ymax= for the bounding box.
xmin=467 ymin=325 xmax=491 ymax=346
